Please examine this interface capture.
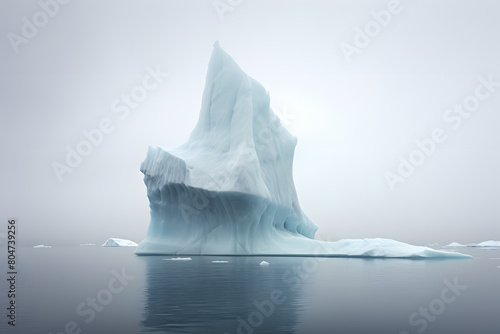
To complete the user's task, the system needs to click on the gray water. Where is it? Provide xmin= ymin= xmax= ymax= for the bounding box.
xmin=1 ymin=246 xmax=499 ymax=334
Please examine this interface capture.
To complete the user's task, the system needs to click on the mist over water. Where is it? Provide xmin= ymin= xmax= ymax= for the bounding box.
xmin=2 ymin=0 xmax=500 ymax=247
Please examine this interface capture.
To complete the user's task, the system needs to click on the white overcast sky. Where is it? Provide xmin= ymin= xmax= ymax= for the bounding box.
xmin=1 ymin=0 xmax=499 ymax=247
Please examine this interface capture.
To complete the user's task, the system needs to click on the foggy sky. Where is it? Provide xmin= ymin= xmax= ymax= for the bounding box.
xmin=1 ymin=0 xmax=499 ymax=247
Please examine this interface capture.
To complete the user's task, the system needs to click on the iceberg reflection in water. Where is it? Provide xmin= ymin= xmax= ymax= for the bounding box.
xmin=140 ymin=256 xmax=302 ymax=334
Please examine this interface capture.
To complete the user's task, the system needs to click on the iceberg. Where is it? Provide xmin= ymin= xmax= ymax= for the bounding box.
xmin=33 ymin=244 xmax=52 ymax=248
xmin=102 ymin=238 xmax=138 ymax=247
xmin=135 ymin=42 xmax=471 ymax=259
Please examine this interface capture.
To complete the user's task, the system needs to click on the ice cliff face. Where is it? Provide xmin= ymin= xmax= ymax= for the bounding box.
xmin=135 ymin=43 xmax=470 ymax=259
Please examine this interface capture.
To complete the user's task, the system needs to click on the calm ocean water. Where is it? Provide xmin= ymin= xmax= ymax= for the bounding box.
xmin=1 ymin=246 xmax=499 ymax=334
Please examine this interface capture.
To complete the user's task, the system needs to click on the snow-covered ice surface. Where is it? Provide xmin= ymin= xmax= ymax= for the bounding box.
xmin=135 ymin=42 xmax=471 ymax=259
xmin=33 ymin=244 xmax=52 ymax=248
xmin=102 ymin=238 xmax=138 ymax=247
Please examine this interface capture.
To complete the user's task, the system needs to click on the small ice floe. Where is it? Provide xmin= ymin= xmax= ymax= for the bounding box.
xmin=212 ymin=260 xmax=229 ymax=263
xmin=260 ymin=261 xmax=269 ymax=266
xmin=468 ymin=240 xmax=500 ymax=248
xmin=163 ymin=257 xmax=192 ymax=261
xmin=101 ymin=238 xmax=138 ymax=247
xmin=444 ymin=242 xmax=466 ymax=248
xmin=33 ymin=245 xmax=52 ymax=248
xmin=80 ymin=243 xmax=96 ymax=246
